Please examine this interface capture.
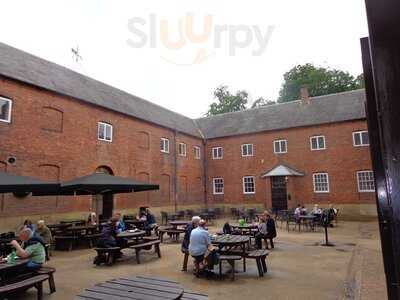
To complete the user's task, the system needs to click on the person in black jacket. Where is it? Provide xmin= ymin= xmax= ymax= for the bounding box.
xmin=181 ymin=216 xmax=200 ymax=271
xmin=265 ymin=213 xmax=277 ymax=249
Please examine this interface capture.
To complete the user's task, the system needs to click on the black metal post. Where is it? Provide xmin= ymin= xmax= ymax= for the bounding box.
xmin=362 ymin=1 xmax=400 ymax=298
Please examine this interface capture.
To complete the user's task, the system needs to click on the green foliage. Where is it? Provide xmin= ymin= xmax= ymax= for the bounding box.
xmin=251 ymin=97 xmax=276 ymax=109
xmin=278 ymin=63 xmax=363 ymax=103
xmin=206 ymin=86 xmax=249 ymax=116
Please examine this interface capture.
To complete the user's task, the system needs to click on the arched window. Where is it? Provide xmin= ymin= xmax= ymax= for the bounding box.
xmin=95 ymin=166 xmax=114 ymax=175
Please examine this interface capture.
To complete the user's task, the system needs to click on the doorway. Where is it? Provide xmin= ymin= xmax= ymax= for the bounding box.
xmin=93 ymin=166 xmax=114 ymax=220
xmin=271 ymin=176 xmax=288 ymax=211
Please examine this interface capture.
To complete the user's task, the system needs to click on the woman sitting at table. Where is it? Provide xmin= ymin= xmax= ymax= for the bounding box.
xmin=97 ymin=215 xmax=119 ymax=248
xmin=255 ymin=214 xmax=277 ymax=249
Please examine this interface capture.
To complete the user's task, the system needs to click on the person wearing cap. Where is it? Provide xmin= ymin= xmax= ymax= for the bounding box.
xmin=181 ymin=216 xmax=201 ymax=271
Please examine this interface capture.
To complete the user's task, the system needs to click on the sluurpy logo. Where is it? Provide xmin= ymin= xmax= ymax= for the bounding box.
xmin=127 ymin=13 xmax=275 ymax=66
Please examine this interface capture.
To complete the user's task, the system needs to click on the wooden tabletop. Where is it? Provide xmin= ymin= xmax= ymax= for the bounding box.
xmin=74 ymin=276 xmax=185 ymax=300
xmin=168 ymin=221 xmax=190 ymax=227
xmin=117 ymin=230 xmax=146 ymax=239
xmin=232 ymin=224 xmax=259 ymax=229
xmin=0 ymin=258 xmax=29 ymax=272
xmin=65 ymin=225 xmax=98 ymax=231
xmin=212 ymin=234 xmax=250 ymax=245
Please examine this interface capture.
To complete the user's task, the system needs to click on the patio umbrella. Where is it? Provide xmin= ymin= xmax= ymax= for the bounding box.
xmin=0 ymin=171 xmax=60 ymax=194
xmin=33 ymin=173 xmax=159 ymax=196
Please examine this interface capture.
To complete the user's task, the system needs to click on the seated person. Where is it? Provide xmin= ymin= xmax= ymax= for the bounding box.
xmin=312 ymin=204 xmax=322 ymax=215
xmin=144 ymin=209 xmax=158 ymax=233
xmin=87 ymin=212 xmax=97 ymax=226
xmin=189 ymin=219 xmax=215 ymax=274
xmin=255 ymin=216 xmax=268 ymax=249
xmin=294 ymin=204 xmax=302 ymax=221
xmin=36 ymin=220 xmax=52 ymax=245
xmin=97 ymin=214 xmax=120 ymax=248
xmin=222 ymin=221 xmax=233 ymax=234
xmin=181 ymin=216 xmax=200 ymax=271
xmin=20 ymin=219 xmax=36 ymax=233
xmin=10 ymin=228 xmax=46 ymax=271
xmin=115 ymin=212 xmax=125 ymax=233
xmin=300 ymin=206 xmax=308 ymax=215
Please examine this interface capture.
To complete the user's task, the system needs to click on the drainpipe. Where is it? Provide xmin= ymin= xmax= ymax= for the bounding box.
xmin=173 ymin=130 xmax=178 ymax=212
xmin=202 ymin=139 xmax=208 ymax=209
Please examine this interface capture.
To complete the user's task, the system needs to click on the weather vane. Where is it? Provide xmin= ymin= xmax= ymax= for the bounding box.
xmin=71 ymin=45 xmax=83 ymax=62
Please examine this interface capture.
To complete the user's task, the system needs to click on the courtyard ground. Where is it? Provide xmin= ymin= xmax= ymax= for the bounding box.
xmin=17 ymin=220 xmax=386 ymax=300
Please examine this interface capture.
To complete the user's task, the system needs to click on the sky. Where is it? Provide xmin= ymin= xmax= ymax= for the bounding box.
xmin=0 ymin=0 xmax=368 ymax=118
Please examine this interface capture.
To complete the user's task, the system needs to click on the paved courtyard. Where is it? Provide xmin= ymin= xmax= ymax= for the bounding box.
xmin=17 ymin=220 xmax=386 ymax=300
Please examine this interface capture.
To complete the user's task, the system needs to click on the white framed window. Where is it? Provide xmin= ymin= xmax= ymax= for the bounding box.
xmin=274 ymin=139 xmax=287 ymax=154
xmin=98 ymin=122 xmax=113 ymax=142
xmin=243 ymin=176 xmax=255 ymax=194
xmin=160 ymin=138 xmax=170 ymax=153
xmin=213 ymin=178 xmax=224 ymax=194
xmin=212 ymin=147 xmax=223 ymax=159
xmin=353 ymin=131 xmax=370 ymax=147
xmin=194 ymin=146 xmax=201 ymax=159
xmin=0 ymin=96 xmax=12 ymax=123
xmin=310 ymin=135 xmax=326 ymax=151
xmin=178 ymin=143 xmax=187 ymax=156
xmin=357 ymin=171 xmax=375 ymax=192
xmin=313 ymin=173 xmax=329 ymax=193
xmin=241 ymin=144 xmax=254 ymax=157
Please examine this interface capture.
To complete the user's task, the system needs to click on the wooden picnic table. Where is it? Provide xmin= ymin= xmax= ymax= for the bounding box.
xmin=0 ymin=259 xmax=29 ymax=284
xmin=65 ymin=225 xmax=98 ymax=235
xmin=117 ymin=230 xmax=146 ymax=241
xmin=212 ymin=234 xmax=250 ymax=272
xmin=74 ymin=276 xmax=185 ymax=300
xmin=124 ymin=219 xmax=146 ymax=230
xmin=231 ymin=224 xmax=259 ymax=237
xmin=168 ymin=220 xmax=190 ymax=228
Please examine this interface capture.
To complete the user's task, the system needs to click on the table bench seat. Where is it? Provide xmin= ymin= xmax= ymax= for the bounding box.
xmin=94 ymin=247 xmax=121 ymax=266
xmin=245 ymin=250 xmax=269 ymax=277
xmin=34 ymin=266 xmax=56 ymax=294
xmin=129 ymin=240 xmax=161 ymax=264
xmin=218 ymin=255 xmax=242 ymax=281
xmin=0 ymin=274 xmax=49 ymax=300
xmin=158 ymin=228 xmax=185 ymax=243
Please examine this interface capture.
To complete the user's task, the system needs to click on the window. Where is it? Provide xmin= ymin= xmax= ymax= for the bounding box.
xmin=0 ymin=97 xmax=12 ymax=123
xmin=213 ymin=178 xmax=224 ymax=194
xmin=241 ymin=144 xmax=254 ymax=157
xmin=310 ymin=135 xmax=326 ymax=150
xmin=98 ymin=122 xmax=112 ymax=142
xmin=357 ymin=171 xmax=375 ymax=192
xmin=194 ymin=146 xmax=201 ymax=159
xmin=212 ymin=147 xmax=223 ymax=159
xmin=313 ymin=173 xmax=329 ymax=193
xmin=353 ymin=131 xmax=370 ymax=147
xmin=178 ymin=143 xmax=187 ymax=156
xmin=160 ymin=138 xmax=169 ymax=153
xmin=243 ymin=176 xmax=255 ymax=194
xmin=274 ymin=139 xmax=287 ymax=154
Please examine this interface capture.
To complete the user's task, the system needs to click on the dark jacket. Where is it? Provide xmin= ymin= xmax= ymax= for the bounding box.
xmin=181 ymin=223 xmax=194 ymax=251
xmin=266 ymin=218 xmax=277 ymax=238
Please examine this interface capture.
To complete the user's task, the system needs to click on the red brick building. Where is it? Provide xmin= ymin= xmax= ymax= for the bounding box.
xmin=0 ymin=43 xmax=375 ymax=228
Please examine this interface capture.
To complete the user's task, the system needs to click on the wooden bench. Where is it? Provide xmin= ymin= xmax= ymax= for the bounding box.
xmin=0 ymin=274 xmax=49 ymax=300
xmin=182 ymin=290 xmax=209 ymax=300
xmin=129 ymin=240 xmax=161 ymax=264
xmin=218 ymin=255 xmax=242 ymax=281
xmin=93 ymin=247 xmax=121 ymax=266
xmin=158 ymin=228 xmax=184 ymax=242
xmin=35 ymin=266 xmax=56 ymax=293
xmin=54 ymin=235 xmax=79 ymax=251
xmin=245 ymin=249 xmax=269 ymax=277
xmin=85 ymin=233 xmax=102 ymax=248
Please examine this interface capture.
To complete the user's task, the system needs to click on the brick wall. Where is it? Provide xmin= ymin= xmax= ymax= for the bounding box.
xmin=205 ymin=121 xmax=375 ymax=209
xmin=0 ymin=77 xmax=205 ymax=219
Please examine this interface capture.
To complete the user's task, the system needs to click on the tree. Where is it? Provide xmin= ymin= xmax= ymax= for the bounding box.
xmin=251 ymin=97 xmax=276 ymax=109
xmin=206 ymin=86 xmax=249 ymax=116
xmin=278 ymin=63 xmax=364 ymax=103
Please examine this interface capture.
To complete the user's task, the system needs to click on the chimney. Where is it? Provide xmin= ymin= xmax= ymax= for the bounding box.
xmin=300 ymin=86 xmax=311 ymax=105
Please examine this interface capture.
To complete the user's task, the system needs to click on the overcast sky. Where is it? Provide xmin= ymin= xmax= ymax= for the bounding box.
xmin=0 ymin=0 xmax=368 ymax=118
